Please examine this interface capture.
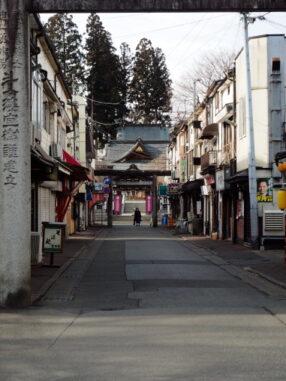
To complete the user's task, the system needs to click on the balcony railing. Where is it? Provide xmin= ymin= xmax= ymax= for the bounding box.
xmin=201 ymin=151 xmax=217 ymax=171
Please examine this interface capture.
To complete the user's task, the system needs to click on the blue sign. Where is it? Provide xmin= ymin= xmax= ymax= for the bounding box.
xmin=103 ymin=177 xmax=111 ymax=185
xmin=94 ymin=182 xmax=103 ymax=191
xmin=86 ymin=192 xmax=93 ymax=201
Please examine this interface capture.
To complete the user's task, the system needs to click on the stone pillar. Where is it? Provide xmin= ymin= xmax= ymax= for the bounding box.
xmin=0 ymin=0 xmax=31 ymax=307
xmin=152 ymin=175 xmax=158 ymax=227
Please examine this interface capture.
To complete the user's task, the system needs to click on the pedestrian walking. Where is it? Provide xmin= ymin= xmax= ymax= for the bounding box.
xmin=133 ymin=208 xmax=141 ymax=226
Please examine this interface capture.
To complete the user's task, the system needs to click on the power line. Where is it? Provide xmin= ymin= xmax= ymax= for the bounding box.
xmin=86 ymin=96 xmax=123 ymax=106
xmin=264 ymin=18 xmax=286 ymax=30
xmin=118 ymin=14 xmax=232 ymax=39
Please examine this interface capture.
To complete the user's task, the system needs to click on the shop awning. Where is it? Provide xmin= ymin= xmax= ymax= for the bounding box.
xmin=226 ymin=171 xmax=248 ymax=184
xmin=63 ymin=150 xmax=82 ymax=166
xmin=88 ymin=193 xmax=105 ymax=209
xmin=62 ymin=150 xmax=92 ymax=181
xmin=31 ymin=144 xmax=55 ymax=167
xmin=200 ymin=123 xmax=218 ymax=139
xmin=181 ymin=179 xmax=204 ymax=193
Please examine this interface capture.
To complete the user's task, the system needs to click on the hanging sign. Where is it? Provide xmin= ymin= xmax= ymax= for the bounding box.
xmin=86 ymin=192 xmax=93 ymax=201
xmin=167 ymin=183 xmax=182 ymax=195
xmin=103 ymin=177 xmax=111 ymax=185
xmin=94 ymin=182 xmax=104 ymax=193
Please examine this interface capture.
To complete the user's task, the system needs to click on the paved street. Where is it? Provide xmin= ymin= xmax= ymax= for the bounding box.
xmin=2 ymin=226 xmax=286 ymax=380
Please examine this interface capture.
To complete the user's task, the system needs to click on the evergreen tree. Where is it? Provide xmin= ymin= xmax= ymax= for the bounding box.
xmin=45 ymin=13 xmax=85 ymax=93
xmin=129 ymin=38 xmax=172 ymax=124
xmin=151 ymin=47 xmax=172 ymax=124
xmin=85 ymin=14 xmax=122 ymax=146
xmin=118 ymin=42 xmax=132 ymax=105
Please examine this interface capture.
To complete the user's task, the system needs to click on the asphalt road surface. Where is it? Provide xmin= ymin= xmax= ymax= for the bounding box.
xmin=2 ymin=225 xmax=286 ymax=381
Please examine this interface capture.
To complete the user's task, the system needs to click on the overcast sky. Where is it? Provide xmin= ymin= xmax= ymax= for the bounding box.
xmin=40 ymin=11 xmax=286 ymax=114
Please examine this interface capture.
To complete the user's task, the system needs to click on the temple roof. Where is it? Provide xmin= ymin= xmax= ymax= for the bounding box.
xmin=115 ymin=137 xmax=153 ymax=163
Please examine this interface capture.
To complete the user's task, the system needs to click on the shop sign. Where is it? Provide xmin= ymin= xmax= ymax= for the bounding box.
xmin=42 ymin=223 xmax=65 ymax=253
xmin=180 ymin=154 xmax=187 ymax=168
xmin=257 ymin=178 xmax=273 ymax=202
xmin=159 ymin=186 xmax=167 ymax=196
xmin=204 ymin=175 xmax=215 ymax=185
xmin=103 ymin=177 xmax=111 ymax=185
xmin=167 ymin=183 xmax=182 ymax=195
xmin=201 ymin=185 xmax=211 ymax=196
xmin=86 ymin=192 xmax=93 ymax=201
xmin=94 ymin=182 xmax=103 ymax=192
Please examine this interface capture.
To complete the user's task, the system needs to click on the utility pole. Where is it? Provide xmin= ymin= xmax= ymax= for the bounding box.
xmin=242 ymin=13 xmax=258 ymax=245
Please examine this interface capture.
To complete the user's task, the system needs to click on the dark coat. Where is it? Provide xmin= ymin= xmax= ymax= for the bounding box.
xmin=134 ymin=210 xmax=141 ymax=223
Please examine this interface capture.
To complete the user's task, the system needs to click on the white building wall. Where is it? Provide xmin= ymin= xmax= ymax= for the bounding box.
xmin=236 ymin=35 xmax=286 ymax=173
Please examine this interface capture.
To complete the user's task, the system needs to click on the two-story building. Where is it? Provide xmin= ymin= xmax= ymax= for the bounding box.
xmin=233 ymin=34 xmax=286 ymax=246
xmin=30 ymin=14 xmax=92 ymax=263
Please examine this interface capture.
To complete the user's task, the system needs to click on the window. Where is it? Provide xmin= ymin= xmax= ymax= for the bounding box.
xmin=223 ymin=122 xmax=231 ymax=146
xmin=31 ymin=70 xmax=42 ymax=129
xmin=43 ymin=99 xmax=51 ymax=134
xmin=272 ymin=58 xmax=280 ymax=73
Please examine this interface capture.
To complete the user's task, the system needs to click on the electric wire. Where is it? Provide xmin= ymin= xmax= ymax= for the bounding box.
xmin=117 ymin=14 xmax=232 ymax=39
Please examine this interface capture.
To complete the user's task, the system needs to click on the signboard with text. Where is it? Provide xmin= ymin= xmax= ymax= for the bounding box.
xmin=167 ymin=183 xmax=182 ymax=195
xmin=42 ymin=223 xmax=65 ymax=253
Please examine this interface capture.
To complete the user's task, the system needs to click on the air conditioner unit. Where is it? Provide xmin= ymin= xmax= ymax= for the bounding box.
xmin=50 ymin=143 xmax=63 ymax=160
xmin=263 ymin=210 xmax=285 ymax=236
xmin=31 ymin=232 xmax=41 ymax=265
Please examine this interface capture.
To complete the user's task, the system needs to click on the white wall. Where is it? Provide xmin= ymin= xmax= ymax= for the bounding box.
xmin=236 ymin=35 xmax=286 ymax=173
xmin=236 ymin=36 xmax=269 ymax=172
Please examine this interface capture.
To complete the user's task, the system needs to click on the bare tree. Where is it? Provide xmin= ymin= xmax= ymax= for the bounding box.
xmin=173 ymin=49 xmax=236 ymax=114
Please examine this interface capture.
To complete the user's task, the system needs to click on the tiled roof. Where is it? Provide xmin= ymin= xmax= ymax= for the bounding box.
xmin=116 ymin=125 xmax=169 ymax=141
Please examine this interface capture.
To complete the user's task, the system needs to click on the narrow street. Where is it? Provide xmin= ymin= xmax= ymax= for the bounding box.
xmin=2 ymin=226 xmax=286 ymax=380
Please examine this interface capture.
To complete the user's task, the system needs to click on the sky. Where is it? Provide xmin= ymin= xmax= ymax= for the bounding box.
xmin=40 ymin=11 xmax=286 ymax=115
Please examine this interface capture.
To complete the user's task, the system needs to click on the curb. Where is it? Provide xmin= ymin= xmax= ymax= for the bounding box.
xmin=177 ymin=232 xmax=286 ymax=292
xmin=244 ymin=266 xmax=286 ymax=291
xmin=31 ymin=228 xmax=103 ymax=305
